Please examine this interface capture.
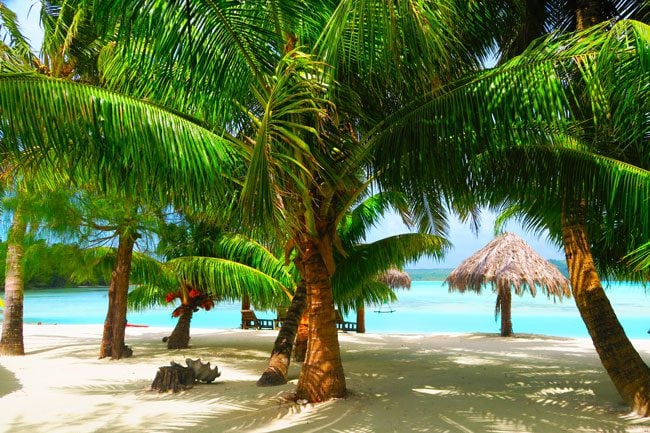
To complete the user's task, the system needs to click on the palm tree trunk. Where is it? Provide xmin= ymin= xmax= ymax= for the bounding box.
xmin=241 ymin=294 xmax=250 ymax=327
xmin=560 ymin=2 xmax=650 ymax=416
xmin=99 ymin=231 xmax=136 ymax=360
xmin=167 ymin=305 xmax=193 ymax=349
xmin=356 ymin=301 xmax=366 ymax=334
xmin=0 ymin=201 xmax=27 ymax=356
xmin=295 ymin=237 xmax=346 ymax=402
xmin=257 ymin=280 xmax=307 ymax=386
xmin=562 ymin=209 xmax=650 ymax=416
xmin=293 ymin=310 xmax=309 ymax=362
xmin=500 ymin=288 xmax=513 ymax=337
xmin=576 ymin=0 xmax=604 ymax=30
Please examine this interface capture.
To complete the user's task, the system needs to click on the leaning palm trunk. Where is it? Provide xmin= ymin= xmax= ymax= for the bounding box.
xmin=562 ymin=209 xmax=650 ymax=416
xmin=293 ymin=310 xmax=309 ymax=362
xmin=99 ymin=232 xmax=136 ymax=359
xmin=167 ymin=305 xmax=193 ymax=349
xmin=0 ymin=201 xmax=27 ymax=356
xmin=558 ymin=2 xmax=650 ymax=417
xmin=257 ymin=281 xmax=307 ymax=386
xmin=295 ymin=237 xmax=346 ymax=402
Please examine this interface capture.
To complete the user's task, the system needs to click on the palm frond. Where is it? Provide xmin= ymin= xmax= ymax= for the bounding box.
xmin=212 ymin=234 xmax=296 ymax=288
xmin=337 ymin=191 xmax=411 ymax=247
xmin=127 ymin=283 xmax=171 ymax=311
xmin=369 ymin=20 xmax=650 ymax=198
xmin=316 ymin=0 xmax=500 ymax=97
xmin=129 ymin=251 xmax=176 ymax=284
xmin=41 ymin=0 xmax=104 ymax=81
xmin=69 ymin=245 xmax=115 ymax=284
xmin=333 ymin=233 xmax=449 ymax=300
xmin=625 ymin=242 xmax=650 ymax=273
xmin=335 ymin=280 xmax=397 ymax=315
xmin=0 ymin=3 xmax=34 ymax=63
xmin=475 ymin=145 xmax=650 ymax=249
xmin=238 ymin=50 xmax=331 ymax=236
xmin=96 ymin=0 xmax=281 ymax=126
xmin=166 ymin=256 xmax=293 ymax=309
xmin=0 ymin=74 xmax=241 ymax=206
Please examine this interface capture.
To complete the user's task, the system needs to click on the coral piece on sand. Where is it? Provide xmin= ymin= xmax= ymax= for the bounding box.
xmin=186 ymin=358 xmax=221 ymax=383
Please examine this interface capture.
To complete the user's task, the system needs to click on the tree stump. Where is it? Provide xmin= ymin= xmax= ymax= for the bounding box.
xmin=151 ymin=365 xmax=195 ymax=393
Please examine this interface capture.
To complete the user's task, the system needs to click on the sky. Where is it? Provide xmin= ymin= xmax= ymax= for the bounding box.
xmin=4 ymin=1 xmax=565 ymax=268
xmin=364 ymin=210 xmax=563 ymax=268
xmin=6 ymin=1 xmax=43 ymax=52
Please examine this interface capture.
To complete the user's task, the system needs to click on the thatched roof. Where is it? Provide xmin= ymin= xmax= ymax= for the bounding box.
xmin=445 ymin=232 xmax=570 ymax=299
xmin=378 ymin=268 xmax=411 ymax=290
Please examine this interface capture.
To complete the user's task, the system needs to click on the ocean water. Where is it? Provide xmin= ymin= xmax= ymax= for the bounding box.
xmin=11 ymin=281 xmax=650 ymax=339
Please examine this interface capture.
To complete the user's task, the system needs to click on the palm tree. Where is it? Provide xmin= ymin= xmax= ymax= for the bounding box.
xmin=128 ymin=230 xmax=296 ymax=349
xmin=76 ymin=0 xmax=499 ymax=402
xmin=77 ymin=196 xmax=157 ymax=359
xmin=368 ymin=9 xmax=650 ymax=416
xmin=0 ymin=191 xmax=27 ymax=355
xmin=0 ymin=0 xmax=242 ymax=358
xmin=258 ymin=189 xmax=450 ymax=385
xmin=484 ymin=2 xmax=650 ymax=412
xmin=0 ymin=185 xmax=78 ymax=355
xmin=0 ymin=2 xmax=40 ymax=356
xmin=39 ymin=1 xmax=237 ymax=360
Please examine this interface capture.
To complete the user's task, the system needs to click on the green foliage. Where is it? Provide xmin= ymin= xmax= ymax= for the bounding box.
xmin=0 ymin=74 xmax=240 ymax=207
xmin=371 ymin=19 xmax=650 ymax=281
xmin=0 ymin=239 xmax=107 ymax=289
xmin=404 ymin=268 xmax=454 ymax=281
xmin=128 ymin=229 xmax=296 ymax=312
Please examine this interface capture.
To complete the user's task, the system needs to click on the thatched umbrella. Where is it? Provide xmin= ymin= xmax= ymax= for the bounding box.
xmin=354 ymin=268 xmax=412 ymax=333
xmin=379 ymin=268 xmax=412 ymax=290
xmin=445 ymin=232 xmax=570 ymax=336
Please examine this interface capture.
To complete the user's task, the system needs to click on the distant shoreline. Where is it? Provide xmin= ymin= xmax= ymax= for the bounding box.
xmin=407 ymin=259 xmax=569 ymax=280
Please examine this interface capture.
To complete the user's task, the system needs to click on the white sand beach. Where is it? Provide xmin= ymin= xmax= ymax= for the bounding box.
xmin=2 ymin=324 xmax=650 ymax=433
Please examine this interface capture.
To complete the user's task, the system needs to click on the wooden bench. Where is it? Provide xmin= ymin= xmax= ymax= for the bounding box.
xmin=240 ymin=310 xmax=274 ymax=330
xmin=274 ymin=307 xmax=289 ymax=330
xmin=335 ymin=310 xmax=357 ymax=332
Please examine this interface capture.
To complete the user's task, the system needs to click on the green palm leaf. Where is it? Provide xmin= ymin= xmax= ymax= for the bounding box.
xmin=127 ymin=283 xmax=172 ymax=311
xmin=97 ymin=0 xmax=282 ymax=125
xmin=335 ymin=281 xmax=397 ymax=314
xmin=166 ymin=256 xmax=292 ymax=309
xmin=213 ymin=234 xmax=296 ymax=286
xmin=369 ymin=20 xmax=650 ymax=197
xmin=0 ymin=3 xmax=34 ymax=63
xmin=337 ymin=191 xmax=412 ymax=247
xmin=239 ymin=50 xmax=331 ymax=235
xmin=479 ymin=144 xmax=650 ymax=280
xmin=0 ymin=74 xmax=240 ymax=205
xmin=333 ymin=233 xmax=449 ymax=302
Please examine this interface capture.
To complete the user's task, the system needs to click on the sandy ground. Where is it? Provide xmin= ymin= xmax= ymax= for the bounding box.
xmin=2 ymin=324 xmax=650 ymax=433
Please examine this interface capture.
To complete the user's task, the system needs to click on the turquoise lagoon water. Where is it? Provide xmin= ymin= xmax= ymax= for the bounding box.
xmin=11 ymin=281 xmax=650 ymax=339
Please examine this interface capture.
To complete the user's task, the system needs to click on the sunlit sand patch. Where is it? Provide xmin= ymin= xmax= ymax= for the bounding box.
xmin=536 ymin=386 xmax=596 ymax=396
xmin=449 ymin=355 xmax=503 ymax=366
xmin=413 ymin=387 xmax=459 ymax=396
xmin=526 ymin=386 xmax=600 ymax=409
xmin=413 ymin=386 xmax=516 ymax=402
xmin=4 ymin=324 xmax=650 ymax=433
